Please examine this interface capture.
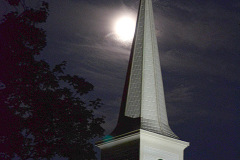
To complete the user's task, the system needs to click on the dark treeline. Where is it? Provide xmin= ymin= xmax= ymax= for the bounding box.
xmin=0 ymin=0 xmax=104 ymax=159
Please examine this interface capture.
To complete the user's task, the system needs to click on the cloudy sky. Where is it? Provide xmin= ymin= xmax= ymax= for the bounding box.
xmin=1 ymin=0 xmax=239 ymax=159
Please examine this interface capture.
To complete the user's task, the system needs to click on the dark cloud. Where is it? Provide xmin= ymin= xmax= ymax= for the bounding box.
xmin=154 ymin=0 xmax=240 ymax=51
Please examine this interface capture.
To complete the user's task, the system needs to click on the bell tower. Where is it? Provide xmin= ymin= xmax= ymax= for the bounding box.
xmin=96 ymin=0 xmax=189 ymax=159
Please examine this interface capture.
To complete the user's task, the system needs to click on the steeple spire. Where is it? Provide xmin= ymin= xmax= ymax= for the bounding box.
xmin=96 ymin=0 xmax=189 ymax=159
xmin=111 ymin=0 xmax=178 ymax=139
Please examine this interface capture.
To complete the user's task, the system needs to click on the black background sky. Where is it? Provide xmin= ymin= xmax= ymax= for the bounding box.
xmin=1 ymin=0 xmax=240 ymax=159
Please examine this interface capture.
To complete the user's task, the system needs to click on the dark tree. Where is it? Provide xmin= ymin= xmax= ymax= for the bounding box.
xmin=0 ymin=1 xmax=104 ymax=159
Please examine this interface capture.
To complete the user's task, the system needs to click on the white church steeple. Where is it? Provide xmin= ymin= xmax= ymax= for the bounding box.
xmin=96 ymin=0 xmax=189 ymax=159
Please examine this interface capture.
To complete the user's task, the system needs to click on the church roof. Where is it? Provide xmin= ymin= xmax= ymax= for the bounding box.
xmin=111 ymin=0 xmax=178 ymax=139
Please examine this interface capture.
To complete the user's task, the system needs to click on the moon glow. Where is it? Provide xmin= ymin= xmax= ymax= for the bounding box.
xmin=114 ymin=16 xmax=136 ymax=42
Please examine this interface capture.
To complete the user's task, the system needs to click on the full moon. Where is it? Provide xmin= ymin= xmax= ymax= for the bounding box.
xmin=114 ymin=16 xmax=136 ymax=42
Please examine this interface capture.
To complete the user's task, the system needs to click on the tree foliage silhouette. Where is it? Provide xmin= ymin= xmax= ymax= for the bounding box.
xmin=0 ymin=1 xmax=105 ymax=159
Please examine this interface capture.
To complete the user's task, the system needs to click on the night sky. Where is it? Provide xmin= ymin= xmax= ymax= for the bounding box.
xmin=1 ymin=0 xmax=239 ymax=159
